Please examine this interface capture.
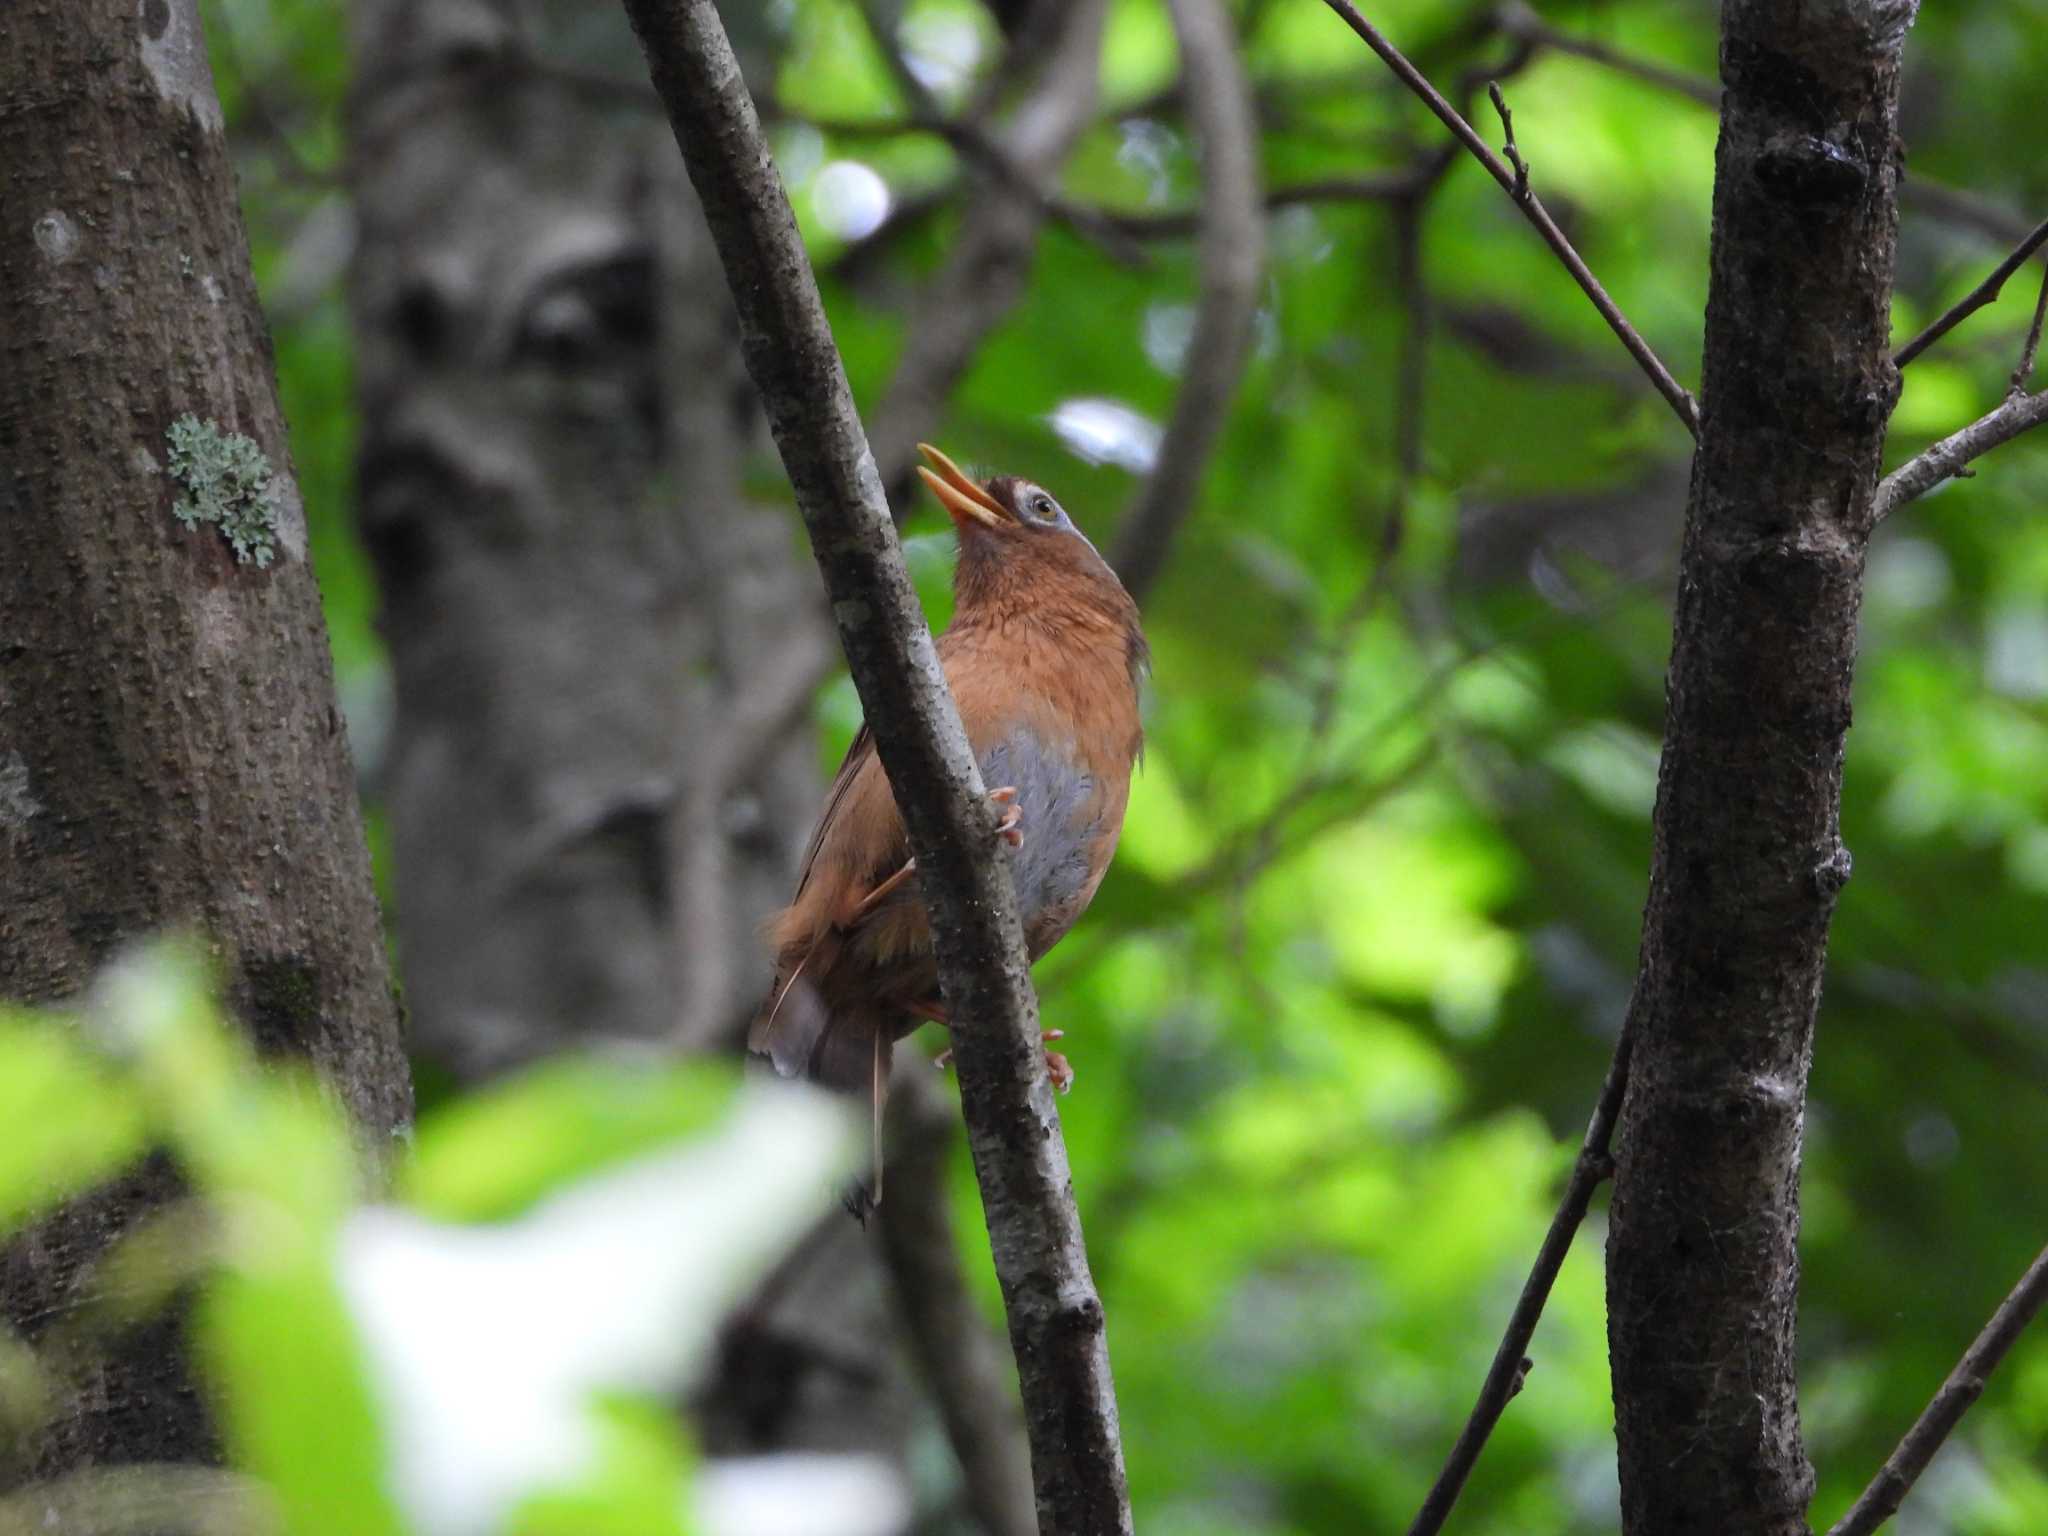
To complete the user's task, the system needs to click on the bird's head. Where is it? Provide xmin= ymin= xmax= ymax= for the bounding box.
xmin=915 ymin=443 xmax=1141 ymax=639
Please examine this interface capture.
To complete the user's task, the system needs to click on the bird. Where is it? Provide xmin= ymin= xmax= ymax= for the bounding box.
xmin=749 ymin=442 xmax=1148 ymax=1205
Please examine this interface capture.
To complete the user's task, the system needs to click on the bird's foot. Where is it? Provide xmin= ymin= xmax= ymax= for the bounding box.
xmin=989 ymin=785 xmax=1024 ymax=848
xmin=1043 ymin=1031 xmax=1073 ymax=1093
xmin=932 ymin=1028 xmax=1071 ymax=1092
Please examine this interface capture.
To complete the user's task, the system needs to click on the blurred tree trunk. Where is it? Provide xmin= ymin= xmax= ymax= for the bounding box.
xmin=0 ymin=0 xmax=410 ymax=1488
xmin=345 ymin=0 xmax=915 ymax=1477
xmin=1606 ymin=3 xmax=1916 ymax=1533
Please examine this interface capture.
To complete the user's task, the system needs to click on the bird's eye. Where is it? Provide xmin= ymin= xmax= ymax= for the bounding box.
xmin=1031 ymin=494 xmax=1055 ymax=519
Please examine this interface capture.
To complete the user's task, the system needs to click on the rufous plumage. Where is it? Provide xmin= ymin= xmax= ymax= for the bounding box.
xmin=750 ymin=444 xmax=1147 ymax=1202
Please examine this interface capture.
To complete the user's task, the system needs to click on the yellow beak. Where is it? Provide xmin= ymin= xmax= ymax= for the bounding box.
xmin=915 ymin=442 xmax=1009 ymax=528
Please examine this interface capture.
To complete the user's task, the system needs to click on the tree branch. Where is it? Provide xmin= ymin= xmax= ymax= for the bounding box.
xmin=1892 ymin=213 xmax=2048 ymax=368
xmin=1874 ymin=389 xmax=2048 ymax=522
xmin=1491 ymin=1 xmax=2036 ymax=249
xmin=1063 ymin=172 xmax=1419 ymax=241
xmin=878 ymin=1071 xmax=1037 ymax=1536
xmin=2010 ymin=262 xmax=2048 ymax=395
xmin=1825 ymin=1242 xmax=2048 ymax=1536
xmin=619 ymin=6 xmax=1132 ymax=1532
xmin=1316 ymin=0 xmax=1701 ymax=438
xmin=1493 ymin=0 xmax=1718 ymax=107
xmin=1604 ymin=2 xmax=1911 ymax=1528
xmin=672 ymin=626 xmax=839 ymax=1052
xmin=1109 ymin=0 xmax=1265 ymax=600
xmin=1406 ymin=1023 xmax=1632 ymax=1536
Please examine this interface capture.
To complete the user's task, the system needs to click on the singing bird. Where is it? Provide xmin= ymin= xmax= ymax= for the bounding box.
xmin=750 ymin=443 xmax=1147 ymax=1200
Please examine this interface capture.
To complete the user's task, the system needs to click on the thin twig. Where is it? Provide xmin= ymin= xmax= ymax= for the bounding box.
xmin=1874 ymin=390 xmax=2048 ymax=522
xmin=2009 ymin=262 xmax=2048 ymax=397
xmin=1487 ymin=81 xmax=1527 ymax=197
xmin=619 ymin=6 xmax=1133 ymax=1533
xmin=1060 ymin=172 xmax=1418 ymax=241
xmin=1825 ymin=1243 xmax=2048 ymax=1536
xmin=1491 ymin=1 xmax=2037 ymax=249
xmin=1893 ymin=214 xmax=2048 ymax=368
xmin=1316 ymin=0 xmax=1700 ymax=437
xmin=1405 ymin=1020 xmax=1634 ymax=1536
xmin=1493 ymin=1 xmax=1718 ymax=107
xmin=1109 ymin=0 xmax=1265 ymax=600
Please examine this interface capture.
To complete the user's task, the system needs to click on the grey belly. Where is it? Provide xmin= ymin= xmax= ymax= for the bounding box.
xmin=980 ymin=728 xmax=1101 ymax=940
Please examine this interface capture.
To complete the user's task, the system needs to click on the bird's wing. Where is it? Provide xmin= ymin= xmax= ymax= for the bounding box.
xmin=791 ymin=722 xmax=874 ymax=903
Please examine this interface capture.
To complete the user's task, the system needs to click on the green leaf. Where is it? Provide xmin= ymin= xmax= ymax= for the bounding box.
xmin=0 ymin=1014 xmax=146 ymax=1235
xmin=510 ymin=1396 xmax=698 ymax=1536
xmin=404 ymin=1058 xmax=741 ymax=1222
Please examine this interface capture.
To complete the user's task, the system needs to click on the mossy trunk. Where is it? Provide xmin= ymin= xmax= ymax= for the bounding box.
xmin=0 ymin=0 xmax=410 ymax=1486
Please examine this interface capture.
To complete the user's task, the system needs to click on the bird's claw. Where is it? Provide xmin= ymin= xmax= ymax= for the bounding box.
xmin=931 ymin=1029 xmax=1073 ymax=1092
xmin=989 ymin=785 xmax=1024 ymax=849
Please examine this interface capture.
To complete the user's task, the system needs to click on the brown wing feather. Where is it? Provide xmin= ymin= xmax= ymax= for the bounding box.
xmin=792 ymin=723 xmax=873 ymax=902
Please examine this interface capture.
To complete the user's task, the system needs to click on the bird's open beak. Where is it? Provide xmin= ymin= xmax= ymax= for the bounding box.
xmin=915 ymin=443 xmax=1009 ymax=528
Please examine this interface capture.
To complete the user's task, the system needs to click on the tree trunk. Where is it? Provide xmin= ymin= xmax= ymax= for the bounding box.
xmin=0 ymin=0 xmax=410 ymax=1486
xmin=1606 ymin=4 xmax=1917 ymax=1533
xmin=345 ymin=0 xmax=914 ymax=1474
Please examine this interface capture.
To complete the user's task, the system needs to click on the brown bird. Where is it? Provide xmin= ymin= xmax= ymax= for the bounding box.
xmin=750 ymin=443 xmax=1148 ymax=1201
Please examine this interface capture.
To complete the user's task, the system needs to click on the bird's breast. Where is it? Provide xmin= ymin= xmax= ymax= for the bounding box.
xmin=976 ymin=714 xmax=1134 ymax=959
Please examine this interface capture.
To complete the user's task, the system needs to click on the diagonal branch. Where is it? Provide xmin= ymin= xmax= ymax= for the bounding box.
xmin=1405 ymin=1021 xmax=1634 ymax=1536
xmin=1316 ymin=0 xmax=1700 ymax=437
xmin=878 ymin=1071 xmax=1037 ymax=1536
xmin=1825 ymin=1242 xmax=2048 ymax=1536
xmin=1892 ymin=213 xmax=2048 ymax=368
xmin=1874 ymin=389 xmax=2048 ymax=522
xmin=1492 ymin=2 xmax=2039 ymax=251
xmin=619 ymin=6 xmax=1132 ymax=1534
xmin=1109 ymin=0 xmax=1266 ymax=600
xmin=2010 ymin=261 xmax=2048 ymax=395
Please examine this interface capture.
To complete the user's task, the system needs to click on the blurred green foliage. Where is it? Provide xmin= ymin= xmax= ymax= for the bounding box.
xmin=197 ymin=0 xmax=2048 ymax=1531
xmin=0 ymin=950 xmax=856 ymax=1535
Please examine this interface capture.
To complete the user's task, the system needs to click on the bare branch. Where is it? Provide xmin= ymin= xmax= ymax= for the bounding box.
xmin=672 ymin=628 xmax=838 ymax=1051
xmin=619 ymin=6 xmax=1132 ymax=1532
xmin=1406 ymin=1024 xmax=1633 ymax=1536
xmin=1900 ymin=178 xmax=2042 ymax=250
xmin=1317 ymin=0 xmax=1700 ymax=437
xmin=1893 ymin=213 xmax=2048 ymax=368
xmin=1826 ymin=1243 xmax=2048 ymax=1536
xmin=2009 ymin=261 xmax=2048 ymax=396
xmin=1493 ymin=0 xmax=1718 ymax=107
xmin=865 ymin=0 xmax=1111 ymax=518
xmin=1109 ymin=0 xmax=1265 ymax=599
xmin=1486 ymin=81 xmax=1528 ymax=198
xmin=1874 ymin=390 xmax=2048 ymax=522
xmin=1059 ymin=172 xmax=1418 ymax=241
xmin=1492 ymin=2 xmax=2038 ymax=249
xmin=878 ymin=1072 xmax=1037 ymax=1536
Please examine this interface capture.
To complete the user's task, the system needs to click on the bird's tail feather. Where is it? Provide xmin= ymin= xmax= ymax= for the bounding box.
xmin=750 ymin=974 xmax=891 ymax=1213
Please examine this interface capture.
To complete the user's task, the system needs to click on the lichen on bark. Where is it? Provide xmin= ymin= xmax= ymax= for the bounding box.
xmin=166 ymin=414 xmax=280 ymax=567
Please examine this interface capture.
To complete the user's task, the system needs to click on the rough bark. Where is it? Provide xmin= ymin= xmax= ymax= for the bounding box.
xmin=345 ymin=0 xmax=915 ymax=1482
xmin=0 ymin=0 xmax=409 ymax=1487
xmin=620 ymin=3 xmax=1134 ymax=1530
xmin=347 ymin=0 xmax=821 ymax=1077
xmin=1605 ymin=4 xmax=1917 ymax=1534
